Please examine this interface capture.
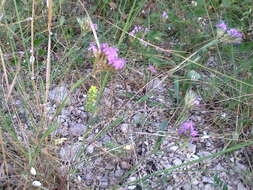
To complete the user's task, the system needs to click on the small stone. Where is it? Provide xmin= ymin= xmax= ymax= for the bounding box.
xmin=187 ymin=143 xmax=196 ymax=153
xmin=146 ymin=78 xmax=164 ymax=92
xmin=30 ymin=167 xmax=36 ymax=175
xmin=213 ymin=163 xmax=224 ymax=171
xmin=32 ymin=181 xmax=42 ymax=187
xmin=230 ymin=157 xmax=235 ymax=162
xmin=117 ymin=188 xmax=127 ymax=190
xmin=170 ymin=145 xmax=178 ymax=152
xmin=105 ymin=163 xmax=114 ymax=170
xmin=49 ymin=85 xmax=69 ymax=104
xmin=128 ymin=176 xmax=136 ymax=190
xmin=202 ymin=176 xmax=213 ymax=184
xmin=101 ymin=135 xmax=111 ymax=144
xmin=99 ymin=176 xmax=109 ymax=188
xmin=203 ymin=184 xmax=214 ymax=190
xmin=120 ymin=123 xmax=129 ymax=133
xmin=86 ymin=144 xmax=94 ymax=154
xmin=192 ymin=178 xmax=199 ymax=185
xmin=115 ymin=169 xmax=124 ymax=177
xmin=120 ymin=161 xmax=131 ymax=169
xmin=61 ymin=108 xmax=69 ymax=116
xmin=69 ymin=123 xmax=87 ymax=136
xmin=173 ymin=158 xmax=182 ymax=166
xmin=198 ymin=151 xmax=211 ymax=157
xmin=235 ymin=161 xmax=247 ymax=171
xmin=182 ymin=183 xmax=192 ymax=190
xmin=161 ymin=160 xmax=171 ymax=168
xmin=132 ymin=113 xmax=143 ymax=124
xmin=59 ymin=143 xmax=80 ymax=162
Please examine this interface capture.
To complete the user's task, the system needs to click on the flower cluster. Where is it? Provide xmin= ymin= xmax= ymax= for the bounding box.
xmin=178 ymin=121 xmax=198 ymax=137
xmin=227 ymin=28 xmax=243 ymax=39
xmin=85 ymin=85 xmax=98 ymax=113
xmin=88 ymin=43 xmax=125 ymax=70
xmin=129 ymin=25 xmax=149 ymax=36
xmin=129 ymin=25 xmax=149 ymax=47
xmin=161 ymin=11 xmax=168 ymax=20
xmin=216 ymin=21 xmax=243 ymax=43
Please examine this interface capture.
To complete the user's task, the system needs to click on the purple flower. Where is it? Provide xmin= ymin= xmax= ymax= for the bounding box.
xmin=111 ymin=58 xmax=125 ymax=69
xmin=161 ymin=11 xmax=168 ymax=19
xmin=88 ymin=42 xmax=125 ymax=70
xmin=227 ymin=28 xmax=243 ymax=39
xmin=178 ymin=121 xmax=198 ymax=137
xmin=216 ymin=21 xmax=227 ymax=31
xmin=129 ymin=25 xmax=149 ymax=36
xmin=103 ymin=47 xmax=119 ymax=62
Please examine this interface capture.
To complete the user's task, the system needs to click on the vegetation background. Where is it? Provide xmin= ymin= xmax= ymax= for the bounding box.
xmin=0 ymin=0 xmax=252 ymax=189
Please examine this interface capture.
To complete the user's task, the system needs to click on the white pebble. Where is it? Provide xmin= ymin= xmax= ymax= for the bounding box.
xmin=32 ymin=181 xmax=42 ymax=187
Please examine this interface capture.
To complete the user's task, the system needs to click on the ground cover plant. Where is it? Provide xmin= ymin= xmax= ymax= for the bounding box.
xmin=0 ymin=0 xmax=253 ymax=189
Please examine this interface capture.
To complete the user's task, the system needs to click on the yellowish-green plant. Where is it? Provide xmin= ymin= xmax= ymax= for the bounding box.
xmin=85 ymin=85 xmax=98 ymax=113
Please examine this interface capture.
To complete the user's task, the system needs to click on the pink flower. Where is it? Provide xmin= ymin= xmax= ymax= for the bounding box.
xmin=178 ymin=121 xmax=198 ymax=137
xmin=88 ymin=42 xmax=125 ymax=70
xmin=103 ymin=47 xmax=118 ymax=62
xmin=112 ymin=58 xmax=125 ymax=69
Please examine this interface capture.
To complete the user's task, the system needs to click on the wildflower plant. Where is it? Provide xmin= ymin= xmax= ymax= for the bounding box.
xmin=216 ymin=21 xmax=243 ymax=44
xmin=184 ymin=89 xmax=200 ymax=109
xmin=161 ymin=11 xmax=168 ymax=21
xmin=85 ymin=85 xmax=98 ymax=113
xmin=175 ymin=89 xmax=200 ymax=141
xmin=77 ymin=17 xmax=97 ymax=33
xmin=178 ymin=121 xmax=198 ymax=137
xmin=88 ymin=42 xmax=126 ymax=73
xmin=129 ymin=25 xmax=149 ymax=46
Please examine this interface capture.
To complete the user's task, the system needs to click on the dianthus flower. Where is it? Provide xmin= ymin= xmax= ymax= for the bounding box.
xmin=178 ymin=121 xmax=198 ymax=137
xmin=88 ymin=42 xmax=125 ymax=70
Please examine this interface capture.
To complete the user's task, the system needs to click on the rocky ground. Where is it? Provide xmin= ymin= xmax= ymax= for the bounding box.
xmin=41 ymin=69 xmax=252 ymax=190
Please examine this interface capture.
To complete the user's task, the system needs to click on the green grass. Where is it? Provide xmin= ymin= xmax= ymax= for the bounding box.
xmin=0 ymin=0 xmax=252 ymax=189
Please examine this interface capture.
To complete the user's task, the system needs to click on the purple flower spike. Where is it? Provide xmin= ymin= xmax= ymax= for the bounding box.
xmin=178 ymin=121 xmax=198 ymax=137
xmin=129 ymin=25 xmax=149 ymax=36
xmin=227 ymin=28 xmax=243 ymax=39
xmin=216 ymin=21 xmax=228 ymax=31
